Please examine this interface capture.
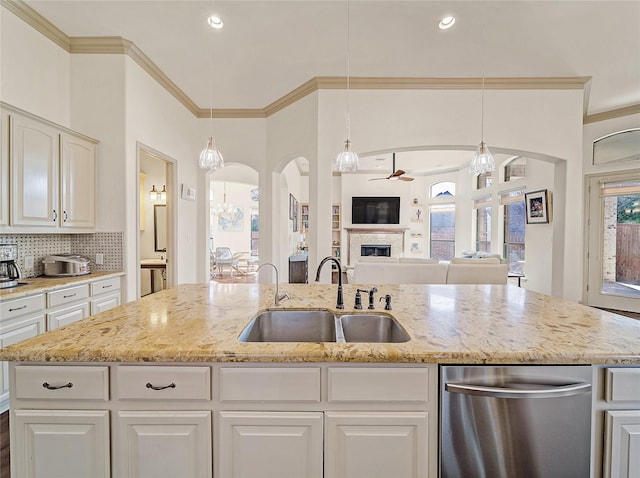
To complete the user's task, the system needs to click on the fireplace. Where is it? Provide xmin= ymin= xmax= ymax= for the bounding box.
xmin=361 ymin=244 xmax=391 ymax=257
xmin=345 ymin=227 xmax=408 ymax=265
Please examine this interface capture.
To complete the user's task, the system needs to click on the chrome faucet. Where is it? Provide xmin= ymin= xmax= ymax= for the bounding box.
xmin=257 ymin=263 xmax=290 ymax=306
xmin=315 ymin=256 xmax=344 ymax=309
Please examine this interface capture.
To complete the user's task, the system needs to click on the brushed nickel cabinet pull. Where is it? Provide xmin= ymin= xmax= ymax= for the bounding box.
xmin=63 ymin=293 xmax=76 ymax=298
xmin=42 ymin=382 xmax=73 ymax=390
xmin=146 ymin=382 xmax=176 ymax=391
xmin=53 ymin=210 xmax=57 ymax=221
xmin=9 ymin=305 xmax=27 ymax=312
xmin=102 ymin=284 xmax=113 ymax=289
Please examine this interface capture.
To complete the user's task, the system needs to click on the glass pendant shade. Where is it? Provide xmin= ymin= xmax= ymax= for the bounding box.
xmin=159 ymin=185 xmax=167 ymax=202
xmin=336 ymin=139 xmax=359 ymax=172
xmin=199 ymin=137 xmax=224 ymax=171
xmin=150 ymin=185 xmax=158 ymax=201
xmin=468 ymin=141 xmax=495 ymax=174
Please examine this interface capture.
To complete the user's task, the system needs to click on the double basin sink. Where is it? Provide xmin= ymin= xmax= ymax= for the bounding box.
xmin=238 ymin=309 xmax=410 ymax=343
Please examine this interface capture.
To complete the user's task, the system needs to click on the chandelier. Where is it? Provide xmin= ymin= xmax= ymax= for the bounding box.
xmin=213 ymin=183 xmax=240 ymax=223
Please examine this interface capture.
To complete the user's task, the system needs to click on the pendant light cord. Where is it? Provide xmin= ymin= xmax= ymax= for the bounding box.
xmin=346 ymin=0 xmax=351 ymax=140
xmin=480 ymin=1 xmax=486 ymax=143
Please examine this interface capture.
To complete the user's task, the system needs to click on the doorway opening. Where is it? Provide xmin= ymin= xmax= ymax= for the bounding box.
xmin=586 ymin=170 xmax=640 ymax=313
xmin=137 ymin=144 xmax=176 ymax=298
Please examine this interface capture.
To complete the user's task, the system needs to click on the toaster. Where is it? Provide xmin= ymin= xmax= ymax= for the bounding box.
xmin=43 ymin=254 xmax=91 ymax=277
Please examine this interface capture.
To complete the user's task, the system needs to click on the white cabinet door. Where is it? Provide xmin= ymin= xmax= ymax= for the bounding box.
xmin=9 ymin=113 xmax=59 ymax=227
xmin=0 ymin=108 xmax=9 ymax=226
xmin=218 ymin=411 xmax=323 ymax=478
xmin=116 ymin=410 xmax=212 ymax=478
xmin=325 ymin=411 xmax=429 ymax=478
xmin=60 ymin=132 xmax=95 ymax=229
xmin=47 ymin=301 xmax=89 ymax=330
xmin=605 ymin=410 xmax=640 ymax=478
xmin=12 ymin=409 xmax=110 ymax=478
xmin=0 ymin=315 xmax=45 ymax=412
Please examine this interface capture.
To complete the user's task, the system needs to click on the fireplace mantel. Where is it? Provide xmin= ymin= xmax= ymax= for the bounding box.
xmin=345 ymin=227 xmax=409 ymax=264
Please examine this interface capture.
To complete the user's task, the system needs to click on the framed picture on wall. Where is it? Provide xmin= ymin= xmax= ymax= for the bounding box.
xmin=525 ymin=189 xmax=551 ymax=224
xmin=289 ymin=193 xmax=294 ymax=219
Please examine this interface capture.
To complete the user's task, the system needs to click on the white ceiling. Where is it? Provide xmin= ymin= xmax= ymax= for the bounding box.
xmin=20 ymin=0 xmax=640 ymax=176
xmin=24 ymin=0 xmax=640 ymax=115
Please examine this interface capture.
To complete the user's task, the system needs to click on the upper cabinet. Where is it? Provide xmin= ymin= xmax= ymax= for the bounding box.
xmin=0 ymin=103 xmax=98 ymax=232
xmin=10 ymin=113 xmax=59 ymax=227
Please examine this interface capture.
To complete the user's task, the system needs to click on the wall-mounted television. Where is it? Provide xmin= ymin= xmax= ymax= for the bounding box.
xmin=351 ymin=196 xmax=400 ymax=224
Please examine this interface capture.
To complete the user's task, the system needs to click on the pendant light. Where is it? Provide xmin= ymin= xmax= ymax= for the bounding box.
xmin=469 ymin=3 xmax=495 ymax=175
xmin=199 ymin=10 xmax=224 ymax=171
xmin=336 ymin=0 xmax=359 ymax=172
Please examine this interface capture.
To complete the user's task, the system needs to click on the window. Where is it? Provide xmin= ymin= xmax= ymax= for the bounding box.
xmin=430 ymin=204 xmax=455 ymax=260
xmin=431 ymin=181 xmax=456 ymax=198
xmin=474 ymin=196 xmax=491 ymax=252
xmin=501 ymin=190 xmax=525 ymax=274
xmin=504 ymin=157 xmax=526 ymax=182
xmin=476 ymin=172 xmax=492 ymax=189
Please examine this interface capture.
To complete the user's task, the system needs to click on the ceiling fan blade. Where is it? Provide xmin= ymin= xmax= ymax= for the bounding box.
xmin=391 ymin=169 xmax=406 ymax=177
xmin=399 ymin=176 xmax=415 ymax=181
xmin=368 ymin=177 xmax=388 ymax=181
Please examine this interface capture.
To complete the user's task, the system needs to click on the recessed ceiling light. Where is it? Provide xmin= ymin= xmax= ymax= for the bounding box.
xmin=439 ymin=16 xmax=455 ymax=30
xmin=208 ymin=15 xmax=224 ymax=29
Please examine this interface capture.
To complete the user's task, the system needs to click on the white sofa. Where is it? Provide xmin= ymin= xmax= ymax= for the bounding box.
xmin=352 ymin=257 xmax=508 ymax=285
xmin=354 ymin=257 xmax=448 ymax=284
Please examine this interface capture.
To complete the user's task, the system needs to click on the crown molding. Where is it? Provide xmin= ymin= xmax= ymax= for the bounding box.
xmin=3 ymin=0 xmax=634 ymax=124
xmin=584 ymin=104 xmax=640 ymax=124
xmin=2 ymin=0 xmax=69 ymax=50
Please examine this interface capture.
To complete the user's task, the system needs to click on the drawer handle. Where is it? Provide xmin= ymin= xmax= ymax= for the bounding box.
xmin=42 ymin=382 xmax=73 ymax=390
xmin=63 ymin=293 xmax=76 ymax=299
xmin=9 ymin=305 xmax=27 ymax=312
xmin=102 ymin=284 xmax=113 ymax=289
xmin=146 ymin=382 xmax=176 ymax=391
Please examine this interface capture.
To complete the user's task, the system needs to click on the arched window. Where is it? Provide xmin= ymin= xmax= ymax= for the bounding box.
xmin=476 ymin=172 xmax=492 ymax=189
xmin=430 ymin=181 xmax=456 ymax=198
xmin=504 ymin=157 xmax=526 ymax=182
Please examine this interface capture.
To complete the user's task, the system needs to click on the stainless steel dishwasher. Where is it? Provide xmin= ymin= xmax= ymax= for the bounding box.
xmin=440 ymin=365 xmax=592 ymax=478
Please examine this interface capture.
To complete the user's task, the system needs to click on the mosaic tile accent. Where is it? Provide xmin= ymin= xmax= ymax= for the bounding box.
xmin=0 ymin=232 xmax=123 ymax=278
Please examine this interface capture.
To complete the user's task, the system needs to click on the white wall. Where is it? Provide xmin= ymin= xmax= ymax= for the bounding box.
xmin=0 ymin=9 xmax=70 ymax=125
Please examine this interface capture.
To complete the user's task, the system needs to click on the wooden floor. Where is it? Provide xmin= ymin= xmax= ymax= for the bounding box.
xmin=0 ymin=411 xmax=9 ymax=478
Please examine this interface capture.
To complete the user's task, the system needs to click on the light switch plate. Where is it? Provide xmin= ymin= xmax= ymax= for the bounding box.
xmin=25 ymin=256 xmax=34 ymax=268
xmin=96 ymin=253 xmax=104 ymax=265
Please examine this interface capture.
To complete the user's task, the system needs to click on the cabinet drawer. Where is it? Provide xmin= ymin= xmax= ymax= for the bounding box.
xmin=606 ymin=368 xmax=640 ymax=402
xmin=0 ymin=294 xmax=44 ymax=322
xmin=116 ymin=366 xmax=211 ymax=400
xmin=47 ymin=284 xmax=89 ymax=308
xmin=220 ymin=367 xmax=320 ymax=402
xmin=90 ymin=277 xmax=120 ymax=296
xmin=328 ymin=367 xmax=430 ymax=403
xmin=47 ymin=302 xmax=89 ymax=330
xmin=15 ymin=365 xmax=109 ymax=400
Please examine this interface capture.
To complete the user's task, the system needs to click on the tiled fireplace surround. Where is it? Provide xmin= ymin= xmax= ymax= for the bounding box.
xmin=0 ymin=233 xmax=123 ymax=278
xmin=346 ymin=228 xmax=408 ymax=265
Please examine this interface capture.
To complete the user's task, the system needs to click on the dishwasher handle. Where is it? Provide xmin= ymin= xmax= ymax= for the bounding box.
xmin=445 ymin=381 xmax=591 ymax=399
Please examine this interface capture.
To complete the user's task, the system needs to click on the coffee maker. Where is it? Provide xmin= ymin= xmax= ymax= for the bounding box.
xmin=0 ymin=244 xmax=22 ymax=289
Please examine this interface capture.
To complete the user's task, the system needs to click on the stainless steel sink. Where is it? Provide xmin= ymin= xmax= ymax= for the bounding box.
xmin=238 ymin=309 xmax=336 ymax=342
xmin=238 ymin=309 xmax=410 ymax=343
xmin=339 ymin=314 xmax=411 ymax=343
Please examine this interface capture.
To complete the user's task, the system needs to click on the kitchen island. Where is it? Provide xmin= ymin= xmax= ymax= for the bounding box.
xmin=1 ymin=283 xmax=639 ymax=478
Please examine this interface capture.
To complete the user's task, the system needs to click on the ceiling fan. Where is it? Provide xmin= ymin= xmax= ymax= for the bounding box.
xmin=369 ymin=153 xmax=414 ymax=181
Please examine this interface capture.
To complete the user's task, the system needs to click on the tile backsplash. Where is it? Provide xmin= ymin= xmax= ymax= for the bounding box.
xmin=0 ymin=232 xmax=123 ymax=278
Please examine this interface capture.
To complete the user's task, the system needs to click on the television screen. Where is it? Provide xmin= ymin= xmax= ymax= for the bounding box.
xmin=352 ymin=197 xmax=400 ymax=224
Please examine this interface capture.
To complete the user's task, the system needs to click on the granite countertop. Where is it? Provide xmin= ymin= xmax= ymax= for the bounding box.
xmin=0 ymin=283 xmax=638 ymax=364
xmin=0 ymin=271 xmax=125 ymax=300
